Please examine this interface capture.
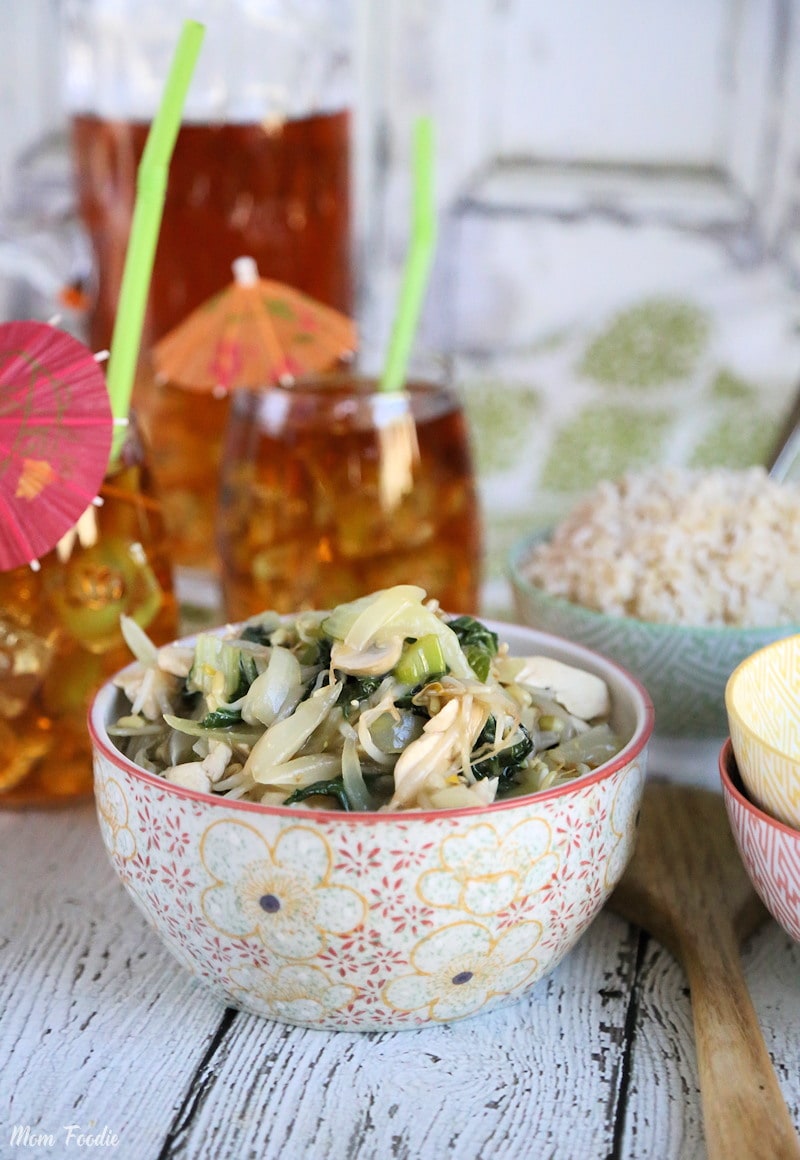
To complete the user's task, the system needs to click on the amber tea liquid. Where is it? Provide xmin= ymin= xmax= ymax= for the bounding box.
xmin=72 ymin=110 xmax=353 ymax=348
xmin=0 ymin=435 xmax=178 ymax=808
xmin=131 ymin=371 xmax=232 ymax=573
xmin=217 ymin=379 xmax=483 ymax=618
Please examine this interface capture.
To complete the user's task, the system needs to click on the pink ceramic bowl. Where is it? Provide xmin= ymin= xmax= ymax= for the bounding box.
xmin=89 ymin=621 xmax=654 ymax=1032
xmin=720 ymin=738 xmax=800 ymax=943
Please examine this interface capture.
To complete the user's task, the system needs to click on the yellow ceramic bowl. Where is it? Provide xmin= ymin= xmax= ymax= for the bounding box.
xmin=725 ymin=634 xmax=800 ymax=829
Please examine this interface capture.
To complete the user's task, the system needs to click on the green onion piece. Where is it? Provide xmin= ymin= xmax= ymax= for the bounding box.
xmin=394 ymin=634 xmax=447 ymax=687
xmin=188 ymin=635 xmax=245 ymax=699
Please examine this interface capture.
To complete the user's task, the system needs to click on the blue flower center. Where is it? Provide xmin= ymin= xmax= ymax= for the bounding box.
xmin=259 ymin=894 xmax=281 ymax=913
xmin=451 ymin=970 xmax=473 ymax=986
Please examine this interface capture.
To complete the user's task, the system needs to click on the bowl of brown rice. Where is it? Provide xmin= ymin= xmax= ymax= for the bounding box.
xmin=508 ymin=467 xmax=800 ymax=739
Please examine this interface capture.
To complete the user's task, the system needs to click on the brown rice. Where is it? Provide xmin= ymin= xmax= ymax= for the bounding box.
xmin=522 ymin=467 xmax=800 ymax=627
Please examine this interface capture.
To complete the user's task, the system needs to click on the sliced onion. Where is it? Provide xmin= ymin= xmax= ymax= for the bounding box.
xmin=341 ymin=734 xmax=376 ymax=811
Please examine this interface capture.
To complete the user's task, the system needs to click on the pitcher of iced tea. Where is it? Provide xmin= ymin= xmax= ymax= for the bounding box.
xmin=65 ymin=0 xmax=355 ymax=348
xmin=62 ymin=0 xmax=355 ymax=580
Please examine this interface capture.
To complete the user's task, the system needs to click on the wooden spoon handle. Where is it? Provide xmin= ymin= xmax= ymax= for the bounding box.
xmin=683 ymin=932 xmax=800 ymax=1160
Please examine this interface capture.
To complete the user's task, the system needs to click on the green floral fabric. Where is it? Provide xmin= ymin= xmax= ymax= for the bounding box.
xmin=457 ymin=295 xmax=795 ymax=615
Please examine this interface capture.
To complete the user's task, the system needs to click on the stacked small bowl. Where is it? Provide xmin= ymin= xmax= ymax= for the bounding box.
xmin=721 ymin=635 xmax=800 ymax=942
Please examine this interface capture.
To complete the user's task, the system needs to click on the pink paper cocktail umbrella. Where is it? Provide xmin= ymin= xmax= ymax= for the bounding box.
xmin=0 ymin=320 xmax=113 ymax=570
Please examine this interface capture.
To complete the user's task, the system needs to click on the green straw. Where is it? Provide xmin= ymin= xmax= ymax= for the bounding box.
xmin=106 ymin=19 xmax=205 ymax=457
xmin=378 ymin=116 xmax=437 ymax=394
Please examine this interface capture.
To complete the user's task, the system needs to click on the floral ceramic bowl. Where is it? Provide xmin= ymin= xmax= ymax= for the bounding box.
xmin=725 ymin=634 xmax=800 ymax=830
xmin=509 ymin=531 xmax=796 ymax=740
xmin=719 ymin=738 xmax=800 ymax=943
xmin=89 ymin=621 xmax=654 ymax=1032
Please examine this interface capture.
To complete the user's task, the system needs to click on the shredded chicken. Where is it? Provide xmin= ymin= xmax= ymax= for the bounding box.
xmin=389 ymin=695 xmax=491 ymax=809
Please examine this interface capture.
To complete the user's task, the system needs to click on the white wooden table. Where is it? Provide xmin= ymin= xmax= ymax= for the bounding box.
xmin=2 ymin=798 xmax=798 ymax=1160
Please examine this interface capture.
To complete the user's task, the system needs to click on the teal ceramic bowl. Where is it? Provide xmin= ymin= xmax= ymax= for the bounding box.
xmin=508 ymin=531 xmax=798 ymax=739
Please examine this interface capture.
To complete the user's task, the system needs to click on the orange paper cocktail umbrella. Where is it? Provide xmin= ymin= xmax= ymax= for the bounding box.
xmin=152 ymin=256 xmax=357 ymax=391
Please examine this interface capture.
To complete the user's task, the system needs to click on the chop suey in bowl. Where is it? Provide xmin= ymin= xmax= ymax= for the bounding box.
xmin=111 ymin=584 xmax=628 ymax=811
xmin=90 ymin=585 xmax=653 ymax=1031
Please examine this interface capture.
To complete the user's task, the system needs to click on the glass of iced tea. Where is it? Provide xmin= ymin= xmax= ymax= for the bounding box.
xmin=216 ymin=375 xmax=484 ymax=618
xmin=0 ymin=417 xmax=178 ymax=808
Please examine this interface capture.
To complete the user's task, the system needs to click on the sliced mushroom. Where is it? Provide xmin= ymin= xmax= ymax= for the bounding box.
xmin=331 ymin=636 xmax=404 ymax=676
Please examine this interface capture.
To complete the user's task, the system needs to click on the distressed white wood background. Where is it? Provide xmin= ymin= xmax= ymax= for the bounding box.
xmin=2 ymin=804 xmax=799 ymax=1158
